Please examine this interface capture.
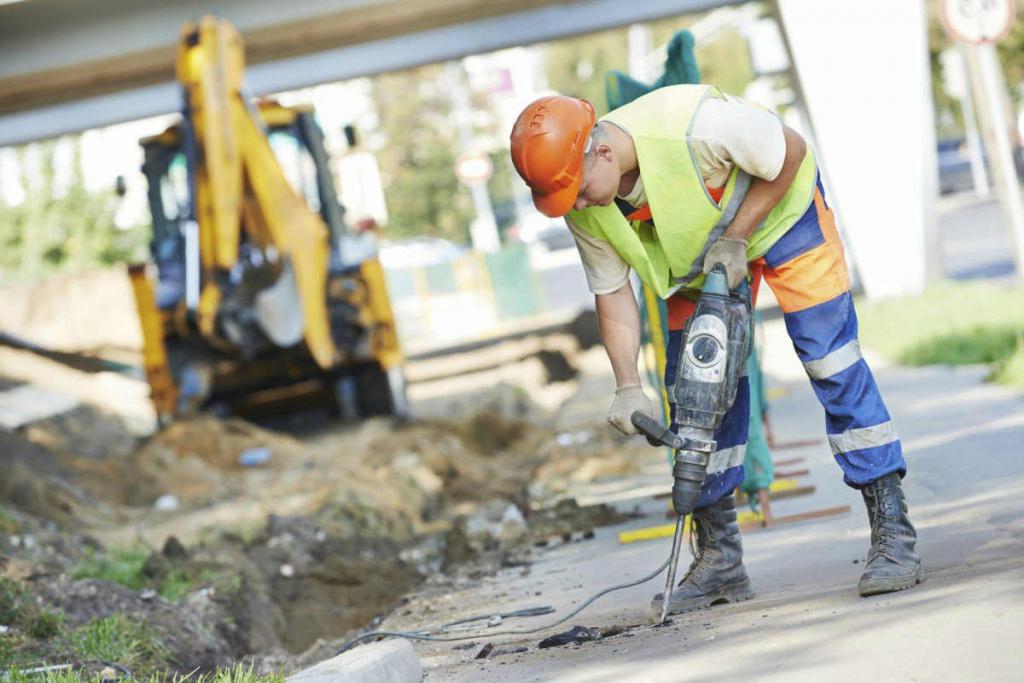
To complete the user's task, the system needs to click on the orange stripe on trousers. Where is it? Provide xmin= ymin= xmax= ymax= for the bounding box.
xmin=763 ymin=188 xmax=850 ymax=314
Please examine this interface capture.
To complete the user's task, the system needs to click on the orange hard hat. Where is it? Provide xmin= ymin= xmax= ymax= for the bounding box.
xmin=510 ymin=95 xmax=596 ymax=217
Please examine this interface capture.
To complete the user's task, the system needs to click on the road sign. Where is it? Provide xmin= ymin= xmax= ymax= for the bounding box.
xmin=454 ymin=151 xmax=493 ymax=186
xmin=941 ymin=0 xmax=1016 ymax=45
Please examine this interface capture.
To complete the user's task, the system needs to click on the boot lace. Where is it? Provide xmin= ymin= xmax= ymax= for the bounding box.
xmin=871 ymin=482 xmax=900 ymax=561
xmin=681 ymin=514 xmax=713 ymax=583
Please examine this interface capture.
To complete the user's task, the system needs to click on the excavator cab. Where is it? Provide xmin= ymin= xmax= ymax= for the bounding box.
xmin=131 ymin=18 xmax=405 ymax=424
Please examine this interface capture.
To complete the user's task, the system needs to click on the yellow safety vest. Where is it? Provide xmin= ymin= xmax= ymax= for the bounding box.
xmin=568 ymin=84 xmax=818 ymax=298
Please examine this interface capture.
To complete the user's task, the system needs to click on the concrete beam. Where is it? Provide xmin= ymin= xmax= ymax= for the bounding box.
xmin=0 ymin=0 xmax=737 ymax=146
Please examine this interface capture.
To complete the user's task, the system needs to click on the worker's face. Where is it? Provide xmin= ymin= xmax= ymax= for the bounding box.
xmin=573 ymin=144 xmax=618 ymax=211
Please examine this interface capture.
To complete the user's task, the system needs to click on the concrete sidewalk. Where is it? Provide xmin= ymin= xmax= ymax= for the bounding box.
xmin=379 ymin=359 xmax=1024 ymax=682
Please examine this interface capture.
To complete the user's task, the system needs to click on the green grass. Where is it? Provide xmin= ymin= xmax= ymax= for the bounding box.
xmin=991 ymin=338 xmax=1024 ymax=387
xmin=25 ymin=610 xmax=64 ymax=640
xmin=72 ymin=548 xmax=149 ymax=591
xmin=857 ymin=282 xmax=1024 ymax=390
xmin=0 ymin=578 xmax=67 ymax=668
xmin=71 ymin=548 xmax=222 ymax=603
xmin=1 ymin=664 xmax=285 ymax=683
xmin=71 ymin=615 xmax=165 ymax=668
xmin=0 ymin=505 xmax=18 ymax=534
xmin=0 ymin=578 xmax=29 ymax=625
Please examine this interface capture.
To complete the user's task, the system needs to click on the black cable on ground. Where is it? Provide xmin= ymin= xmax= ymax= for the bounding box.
xmin=336 ymin=548 xmax=674 ymax=654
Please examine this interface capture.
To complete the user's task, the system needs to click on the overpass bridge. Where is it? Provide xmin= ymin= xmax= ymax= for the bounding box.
xmin=0 ymin=0 xmax=939 ymax=298
xmin=0 ymin=0 xmax=733 ymax=147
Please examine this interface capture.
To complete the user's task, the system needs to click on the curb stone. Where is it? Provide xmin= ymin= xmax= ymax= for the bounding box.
xmin=286 ymin=639 xmax=422 ymax=683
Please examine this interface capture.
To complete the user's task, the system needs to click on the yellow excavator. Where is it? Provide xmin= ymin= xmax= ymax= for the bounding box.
xmin=128 ymin=16 xmax=405 ymax=424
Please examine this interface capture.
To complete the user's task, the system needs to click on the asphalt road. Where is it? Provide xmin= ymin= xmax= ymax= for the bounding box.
xmin=384 ymin=358 xmax=1024 ymax=682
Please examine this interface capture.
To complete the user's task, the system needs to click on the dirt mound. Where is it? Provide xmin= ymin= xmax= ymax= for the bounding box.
xmin=0 ymin=267 xmax=142 ymax=354
xmin=147 ymin=417 xmax=309 ymax=470
xmin=0 ymin=428 xmax=121 ymax=530
xmin=529 ymin=428 xmax=646 ymax=503
xmin=22 ymin=404 xmax=140 ymax=461
xmin=5 ymin=574 xmax=243 ymax=674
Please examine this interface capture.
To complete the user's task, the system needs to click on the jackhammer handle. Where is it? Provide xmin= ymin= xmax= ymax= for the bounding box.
xmin=631 ymin=411 xmax=682 ymax=449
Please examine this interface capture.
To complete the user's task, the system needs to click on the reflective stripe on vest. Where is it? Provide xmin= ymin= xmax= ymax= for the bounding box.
xmin=673 ymin=170 xmax=752 ymax=286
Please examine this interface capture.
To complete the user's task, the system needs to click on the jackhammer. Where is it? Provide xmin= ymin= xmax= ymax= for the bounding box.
xmin=631 ymin=263 xmax=751 ymax=625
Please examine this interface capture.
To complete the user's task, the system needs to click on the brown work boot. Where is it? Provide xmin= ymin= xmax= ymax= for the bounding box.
xmin=651 ymin=495 xmax=754 ymax=615
xmin=858 ymin=472 xmax=924 ymax=596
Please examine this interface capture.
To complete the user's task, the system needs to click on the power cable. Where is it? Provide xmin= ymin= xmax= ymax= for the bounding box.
xmin=337 ymin=545 xmax=675 ymax=654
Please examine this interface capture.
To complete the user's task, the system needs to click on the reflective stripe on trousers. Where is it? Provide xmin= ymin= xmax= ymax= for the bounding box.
xmin=663 ymin=175 xmax=906 ymax=508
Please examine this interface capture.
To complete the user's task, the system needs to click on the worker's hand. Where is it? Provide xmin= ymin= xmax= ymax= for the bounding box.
xmin=607 ymin=384 xmax=655 ymax=436
xmin=703 ymin=236 xmax=749 ymax=290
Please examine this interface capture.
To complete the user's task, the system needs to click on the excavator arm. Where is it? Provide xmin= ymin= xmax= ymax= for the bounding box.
xmin=176 ymin=17 xmax=338 ymax=368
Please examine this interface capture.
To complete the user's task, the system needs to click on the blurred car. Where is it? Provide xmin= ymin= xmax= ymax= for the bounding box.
xmin=937 ymin=138 xmax=976 ymax=195
xmin=938 ymin=136 xmax=1024 ymax=196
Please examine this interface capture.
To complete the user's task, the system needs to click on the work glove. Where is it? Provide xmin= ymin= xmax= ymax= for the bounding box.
xmin=703 ymin=236 xmax=749 ymax=290
xmin=607 ymin=384 xmax=655 ymax=436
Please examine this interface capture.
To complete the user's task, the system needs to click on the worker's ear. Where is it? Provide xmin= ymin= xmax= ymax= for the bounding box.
xmin=592 ymin=141 xmax=614 ymax=163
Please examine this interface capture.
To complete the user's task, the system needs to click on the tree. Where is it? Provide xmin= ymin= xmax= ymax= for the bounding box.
xmin=372 ymin=65 xmax=475 ymax=243
xmin=542 ymin=28 xmax=630 ymax=117
xmin=0 ymin=142 xmax=147 ymax=284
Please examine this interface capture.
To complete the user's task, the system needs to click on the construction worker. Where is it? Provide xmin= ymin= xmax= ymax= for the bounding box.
xmin=509 ymin=85 xmax=923 ymax=613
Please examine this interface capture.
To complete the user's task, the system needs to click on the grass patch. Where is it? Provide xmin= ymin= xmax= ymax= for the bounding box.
xmin=0 ymin=578 xmax=29 ymax=625
xmin=71 ymin=548 xmax=217 ymax=603
xmin=1 ymin=664 xmax=285 ymax=683
xmin=26 ymin=610 xmax=64 ymax=640
xmin=72 ymin=548 xmax=148 ymax=591
xmin=991 ymin=338 xmax=1024 ymax=387
xmin=71 ymin=615 xmax=165 ymax=668
xmin=857 ymin=282 xmax=1024 ymax=390
xmin=0 ymin=505 xmax=18 ymax=534
xmin=0 ymin=578 xmax=67 ymax=668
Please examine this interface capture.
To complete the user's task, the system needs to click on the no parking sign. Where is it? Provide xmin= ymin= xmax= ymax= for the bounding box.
xmin=941 ymin=0 xmax=1016 ymax=45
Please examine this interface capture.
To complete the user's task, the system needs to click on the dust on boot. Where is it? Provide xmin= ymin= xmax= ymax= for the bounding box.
xmin=859 ymin=472 xmax=924 ymax=596
xmin=651 ymin=494 xmax=754 ymax=615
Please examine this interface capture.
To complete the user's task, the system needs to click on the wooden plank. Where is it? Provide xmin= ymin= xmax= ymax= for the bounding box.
xmin=739 ymin=505 xmax=851 ymax=532
xmin=655 ymin=478 xmax=803 ymax=502
xmin=774 ymin=468 xmax=810 ymax=479
xmin=772 ymin=457 xmax=806 ymax=467
xmin=736 ymin=485 xmax=815 ymax=505
xmin=769 ymin=438 xmax=823 ymax=451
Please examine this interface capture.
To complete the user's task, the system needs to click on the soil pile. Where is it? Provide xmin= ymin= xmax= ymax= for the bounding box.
xmin=0 ymin=381 xmax=647 ymax=669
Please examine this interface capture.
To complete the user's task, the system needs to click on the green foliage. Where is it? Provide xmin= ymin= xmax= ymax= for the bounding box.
xmin=0 ymin=506 xmax=18 ymax=535
xmin=0 ymin=142 xmax=148 ymax=285
xmin=202 ymin=664 xmax=285 ymax=683
xmin=72 ymin=548 xmax=149 ymax=591
xmin=694 ymin=27 xmax=755 ymax=96
xmin=26 ymin=610 xmax=64 ymax=640
xmin=155 ymin=570 xmax=194 ymax=604
xmin=0 ymin=578 xmax=67 ymax=666
xmin=991 ymin=337 xmax=1024 ymax=391
xmin=71 ymin=615 xmax=164 ymax=667
xmin=542 ymin=16 xmax=755 ymax=115
xmin=927 ymin=0 xmax=1024 ymax=139
xmin=1 ymin=665 xmax=285 ymax=683
xmin=2 ymin=669 xmax=89 ymax=683
xmin=71 ymin=547 xmax=206 ymax=603
xmin=373 ymin=65 xmax=475 ymax=243
xmin=542 ymin=27 xmax=631 ymax=116
xmin=0 ymin=578 xmax=29 ymax=625
xmin=857 ymin=282 xmax=1024 ymax=391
